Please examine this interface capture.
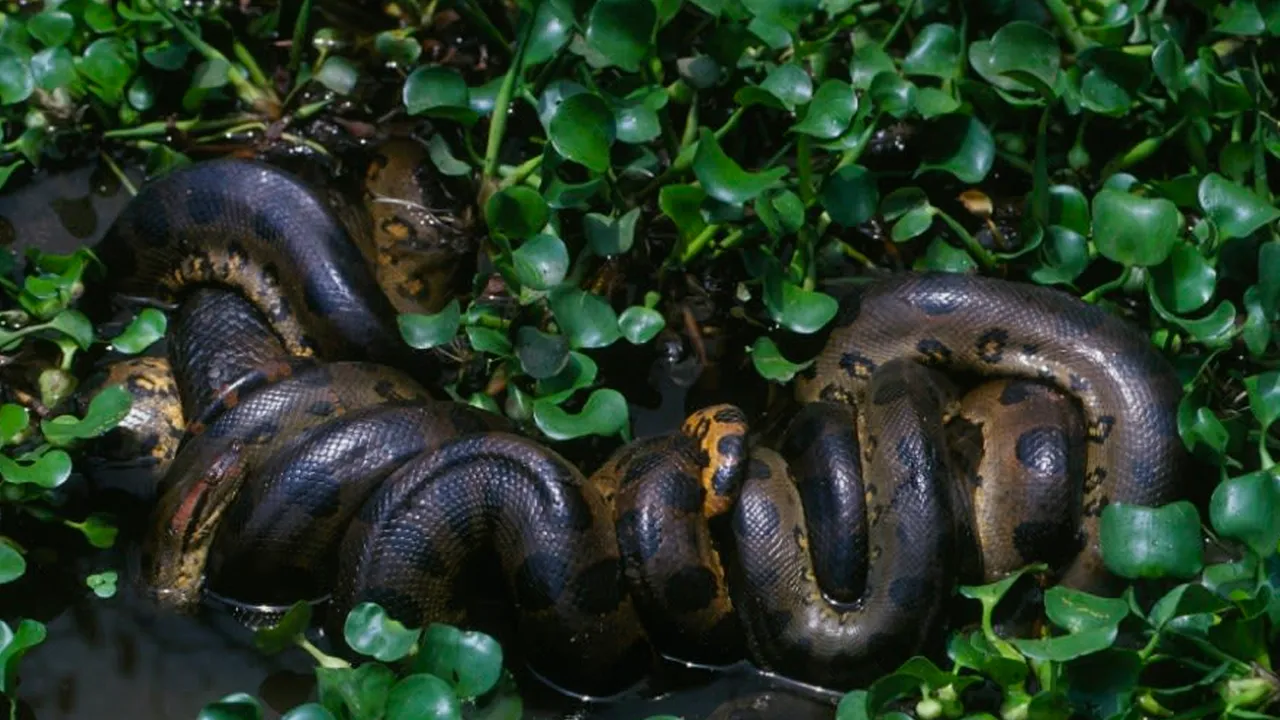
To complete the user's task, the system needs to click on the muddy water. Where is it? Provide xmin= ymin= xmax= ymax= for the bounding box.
xmin=0 ymin=162 xmax=838 ymax=719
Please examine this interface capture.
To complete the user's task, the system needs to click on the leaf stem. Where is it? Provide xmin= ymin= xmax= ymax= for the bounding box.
xmin=934 ymin=208 xmax=997 ymax=270
xmin=1042 ymin=0 xmax=1092 ymax=53
xmin=289 ymin=0 xmax=316 ymax=74
xmin=880 ymin=0 xmax=915 ymax=47
xmin=482 ymin=11 xmax=533 ymax=179
xmin=151 ymin=3 xmax=276 ymax=114
xmin=295 ymin=635 xmax=351 ymax=669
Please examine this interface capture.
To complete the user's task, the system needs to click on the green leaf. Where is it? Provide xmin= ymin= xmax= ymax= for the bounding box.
xmin=525 ymin=0 xmax=573 ymax=67
xmin=792 ymin=79 xmax=856 ymax=139
xmin=1210 ymin=470 xmax=1280 ymax=557
xmin=466 ymin=326 xmax=513 ymax=357
xmin=549 ymin=287 xmax=621 ymax=349
xmin=1100 ymin=501 xmax=1204 ymax=580
xmin=1030 ymin=226 xmax=1090 ymax=285
xmin=745 ymin=63 xmax=812 ymax=111
xmin=403 ymin=65 xmax=473 ymax=122
xmin=511 ymin=234 xmax=569 ymax=291
xmin=1048 ymin=185 xmax=1091 ymax=235
xmin=1245 ymin=371 xmax=1280 ymax=431
xmin=917 ymin=114 xmax=994 ymax=184
xmin=901 ymin=23 xmax=962 ymax=79
xmin=584 ymin=208 xmax=641 ymax=256
xmin=692 ymin=129 xmax=787 ymax=205
xmin=315 ymin=56 xmax=358 ymax=95
xmin=0 ymin=49 xmax=35 ymax=106
xmin=0 ymin=449 xmax=72 ymax=487
xmin=398 ymin=300 xmax=462 ymax=350
xmin=613 ymin=93 xmax=663 ymax=144
xmin=374 ymin=31 xmax=422 ymax=66
xmin=915 ymin=237 xmax=977 ymax=273
xmin=77 ymin=37 xmax=137 ymax=106
xmin=1150 ymin=242 xmax=1217 ymax=314
xmin=426 ymin=135 xmax=470 ymax=177
xmin=109 ymin=308 xmax=167 ymax=354
xmin=41 ymin=384 xmax=131 ymax=444
xmin=1010 ymin=627 xmax=1116 ymax=662
xmin=1153 ymin=40 xmax=1186 ymax=96
xmin=515 ymin=326 xmax=571 ymax=379
xmin=618 ymin=306 xmax=665 ymax=344
xmin=749 ymin=335 xmax=813 ymax=381
xmin=385 ymin=674 xmax=461 ymax=720
xmin=1177 ymin=396 xmax=1229 ymax=462
xmin=344 ymin=602 xmax=423 ymax=662
xmin=766 ymin=281 xmax=838 ymax=334
xmin=548 ymin=93 xmax=616 ymax=173
xmin=316 ymin=664 xmax=395 ymax=720
xmin=533 ymin=388 xmax=629 ymax=440
xmin=253 ymin=601 xmax=313 ymax=655
xmin=197 ymin=693 xmax=263 ymax=720
xmin=659 ymin=184 xmax=708 ymax=241
xmin=485 ymin=186 xmax=550 ymax=239
xmin=49 ymin=309 xmax=94 ymax=349
xmin=534 ymin=352 xmax=597 ymax=405
xmin=892 ymin=207 xmax=935 ymax=242
xmin=584 ymin=0 xmax=656 ymax=72
xmin=281 ymin=704 xmax=338 ymax=720
xmin=413 ymin=623 xmax=503 ymax=698
xmin=1091 ymin=189 xmax=1181 ymax=267
xmin=0 ymin=541 xmax=25 ymax=584
xmin=977 ymin=21 xmax=1060 ymax=97
xmin=913 ymin=87 xmax=960 ymax=118
xmin=1198 ymin=173 xmax=1280 ymax=239
xmin=0 ymin=404 xmax=30 ymax=446
xmin=74 ymin=513 xmax=118 ymax=549
xmin=822 ymin=165 xmax=878 ymax=227
xmin=740 ymin=0 xmax=818 ymax=33
xmin=1044 ymin=586 xmax=1129 ymax=633
xmin=86 ymin=570 xmax=118 ymax=598
xmin=0 ymin=619 xmax=45 ymax=694
xmin=28 ymin=11 xmax=75 ymax=48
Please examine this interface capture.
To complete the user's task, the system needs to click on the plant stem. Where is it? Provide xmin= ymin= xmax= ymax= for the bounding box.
xmin=934 ymin=208 xmax=997 ymax=270
xmin=1100 ymin=118 xmax=1187 ymax=178
xmin=482 ymin=12 xmax=532 ymax=180
xmin=151 ymin=3 xmax=276 ymax=113
xmin=295 ymin=635 xmax=351 ymax=669
xmin=232 ymin=39 xmax=271 ymax=90
xmin=98 ymin=151 xmax=137 ymax=196
xmin=880 ymin=0 xmax=915 ymax=48
xmin=498 ymin=154 xmax=544 ymax=189
xmin=102 ymin=115 xmax=256 ymax=139
xmin=1042 ymin=0 xmax=1092 ymax=53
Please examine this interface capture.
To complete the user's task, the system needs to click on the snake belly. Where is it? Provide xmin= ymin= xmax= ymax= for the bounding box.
xmin=82 ymin=153 xmax=1187 ymax=696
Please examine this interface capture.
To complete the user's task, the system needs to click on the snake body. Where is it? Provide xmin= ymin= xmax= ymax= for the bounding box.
xmin=79 ymin=152 xmax=1187 ymax=695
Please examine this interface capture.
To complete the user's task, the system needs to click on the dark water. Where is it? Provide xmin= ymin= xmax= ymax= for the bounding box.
xmin=0 ymin=162 xmax=839 ymax=720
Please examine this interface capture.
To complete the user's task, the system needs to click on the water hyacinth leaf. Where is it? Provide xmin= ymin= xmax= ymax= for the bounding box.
xmin=1030 ymin=226 xmax=1090 ymax=285
xmin=1048 ymin=185 xmax=1091 ymax=235
xmin=1149 ymin=582 xmax=1233 ymax=630
xmin=403 ymin=65 xmax=472 ymax=121
xmin=759 ymin=63 xmax=813 ymax=110
xmin=917 ymin=114 xmax=994 ymax=184
xmin=1091 ymin=189 xmax=1180 ymax=267
xmin=981 ymin=21 xmax=1061 ymax=96
xmin=316 ymin=663 xmax=395 ymax=720
xmin=343 ymin=602 xmax=423 ymax=662
xmin=72 ymin=513 xmax=118 ymax=549
xmin=741 ymin=0 xmax=819 ymax=33
xmin=535 ymin=352 xmax=598 ymax=404
xmin=915 ymin=237 xmax=977 ymax=273
xmin=28 ymin=11 xmax=75 ymax=48
xmin=768 ymin=282 xmax=838 ymax=334
xmin=0 ymin=404 xmax=29 ymax=446
xmin=1064 ymin=649 xmax=1141 ymax=719
xmin=1177 ymin=397 xmax=1229 ymax=462
xmin=549 ymin=287 xmax=622 ymax=349
xmin=1100 ymin=501 xmax=1204 ymax=580
xmin=384 ymin=674 xmax=461 ymax=720
xmin=692 ymin=129 xmax=788 ymax=205
xmin=822 ymin=165 xmax=878 ymax=227
xmin=0 ymin=541 xmax=24 ymax=584
xmin=374 ymin=31 xmax=423 ymax=66
xmin=512 ymin=234 xmax=569 ymax=291
xmin=614 ymin=97 xmax=662 ymax=144
xmin=197 ymin=694 xmax=264 ymax=720
xmin=659 ymin=184 xmax=707 ymax=241
xmin=0 ymin=618 xmax=45 ymax=693
xmin=1150 ymin=242 xmax=1216 ymax=314
xmin=901 ymin=23 xmax=962 ymax=79
xmin=315 ymin=56 xmax=358 ymax=95
xmin=1243 ymin=286 xmax=1271 ymax=357
xmin=466 ymin=326 xmax=513 ymax=357
xmin=78 ymin=37 xmax=138 ymax=105
xmin=1044 ymin=587 xmax=1129 ymax=633
xmin=1198 ymin=173 xmax=1280 ymax=239
xmin=414 ymin=623 xmax=503 ymax=697
xmin=50 ymin=308 xmax=94 ymax=349
xmin=253 ymin=601 xmax=313 ymax=655
xmin=515 ymin=326 xmax=571 ymax=379
xmin=485 ymin=186 xmax=550 ymax=238
xmin=584 ymin=0 xmax=656 ymax=72
xmin=584 ymin=208 xmax=641 ymax=256
xmin=1216 ymin=0 xmax=1267 ymax=34
xmin=892 ymin=207 xmax=935 ymax=242
xmin=1153 ymin=40 xmax=1186 ymax=96
xmin=1245 ymin=371 xmax=1280 ymax=430
xmin=40 ymin=384 xmax=131 ymax=443
xmin=0 ymin=50 xmax=35 ymax=106
xmin=549 ymin=93 xmax=616 ymax=172
xmin=1209 ymin=470 xmax=1280 ymax=557
xmin=619 ymin=306 xmax=665 ymax=344
xmin=525 ymin=0 xmax=573 ymax=67
xmin=913 ymin=87 xmax=960 ymax=118
xmin=678 ymin=55 xmax=721 ymax=89
xmin=398 ymin=299 xmax=461 ymax=350
xmin=110 ymin=307 xmax=167 ymax=353
xmin=533 ymin=388 xmax=629 ymax=440
xmin=868 ymin=72 xmax=916 ymax=119
xmin=427 ymin=135 xmax=470 ymax=177
xmin=750 ymin=335 xmax=813 ymax=381
xmin=281 ymin=704 xmax=338 ymax=720
xmin=757 ymin=189 xmax=805 ymax=238
xmin=1009 ymin=626 xmax=1117 ymax=662
xmin=792 ymin=79 xmax=856 ymax=139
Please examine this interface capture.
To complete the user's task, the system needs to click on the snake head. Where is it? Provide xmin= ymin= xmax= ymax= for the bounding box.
xmin=141 ymin=437 xmax=250 ymax=613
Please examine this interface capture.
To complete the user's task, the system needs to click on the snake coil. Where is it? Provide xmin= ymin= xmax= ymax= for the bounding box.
xmin=80 ymin=152 xmax=1187 ymax=695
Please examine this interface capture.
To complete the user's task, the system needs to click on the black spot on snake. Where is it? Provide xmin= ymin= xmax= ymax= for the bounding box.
xmin=658 ymin=471 xmax=704 ymax=515
xmin=664 ymin=565 xmax=719 ymax=613
xmin=747 ymin=458 xmax=772 ymax=481
xmin=307 ymin=400 xmax=335 ymax=417
xmin=514 ymin=551 xmax=571 ymax=612
xmin=712 ymin=407 xmax=744 ymax=424
xmin=905 ymin=275 xmax=964 ymax=315
xmin=551 ymin=483 xmax=594 ymax=533
xmin=915 ymin=338 xmax=952 ymax=365
xmin=1088 ymin=415 xmax=1116 ymax=443
xmin=572 ymin=559 xmax=625 ymax=614
xmin=1015 ymin=427 xmax=1068 ymax=477
xmin=976 ymin=328 xmax=1009 ymax=364
xmin=839 ymin=352 xmax=877 ymax=379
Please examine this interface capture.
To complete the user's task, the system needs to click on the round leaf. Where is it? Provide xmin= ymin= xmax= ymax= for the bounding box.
xmin=618 ymin=306 xmax=665 ymax=344
xmin=403 ymin=66 xmax=471 ymax=119
xmin=583 ymin=208 xmax=640 ymax=256
xmin=343 ymin=602 xmax=423 ymax=662
xmin=413 ymin=623 xmax=503 ymax=698
xmin=548 ymin=93 xmax=616 ymax=173
xmin=281 ymin=704 xmax=338 ymax=720
xmin=512 ymin=234 xmax=569 ymax=291
xmin=0 ymin=50 xmax=34 ymax=106
xmin=548 ymin=287 xmax=621 ymax=349
xmin=901 ymin=23 xmax=962 ymax=79
xmin=760 ymin=63 xmax=813 ymax=110
xmin=1198 ymin=173 xmax=1280 ymax=240
xmin=86 ymin=570 xmax=117 ymax=598
xmin=918 ymin=114 xmax=994 ymax=184
xmin=1100 ymin=501 xmax=1204 ymax=580
xmin=692 ymin=129 xmax=787 ymax=205
xmin=525 ymin=0 xmax=573 ymax=67
xmin=485 ymin=186 xmax=550 ymax=239
xmin=1091 ymin=189 xmax=1180 ymax=267
xmin=1150 ymin=242 xmax=1216 ymax=314
xmin=0 ymin=542 xmax=24 ymax=584
xmin=584 ymin=0 xmax=656 ymax=72
xmin=385 ymin=674 xmax=461 ymax=720
xmin=792 ymin=79 xmax=856 ymax=139
xmin=749 ymin=335 xmax=813 ymax=382
xmin=868 ymin=72 xmax=916 ymax=119
xmin=398 ymin=300 xmax=462 ymax=350
xmin=533 ymin=388 xmax=629 ymax=440
xmin=515 ymin=326 xmax=571 ymax=379
xmin=110 ymin=308 xmax=167 ymax=354
xmin=28 ymin=11 xmax=75 ymax=48
xmin=822 ymin=165 xmax=878 ymax=227
xmin=1210 ymin=470 xmax=1280 ymax=558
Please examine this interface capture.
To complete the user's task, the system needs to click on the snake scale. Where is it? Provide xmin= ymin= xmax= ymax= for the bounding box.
xmin=76 ymin=142 xmax=1187 ymax=696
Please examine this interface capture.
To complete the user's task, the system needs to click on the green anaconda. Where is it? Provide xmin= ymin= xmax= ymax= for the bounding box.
xmin=77 ymin=148 xmax=1187 ymax=695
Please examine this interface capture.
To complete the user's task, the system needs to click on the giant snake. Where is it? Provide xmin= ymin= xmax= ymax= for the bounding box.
xmin=72 ymin=143 xmax=1187 ymax=696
